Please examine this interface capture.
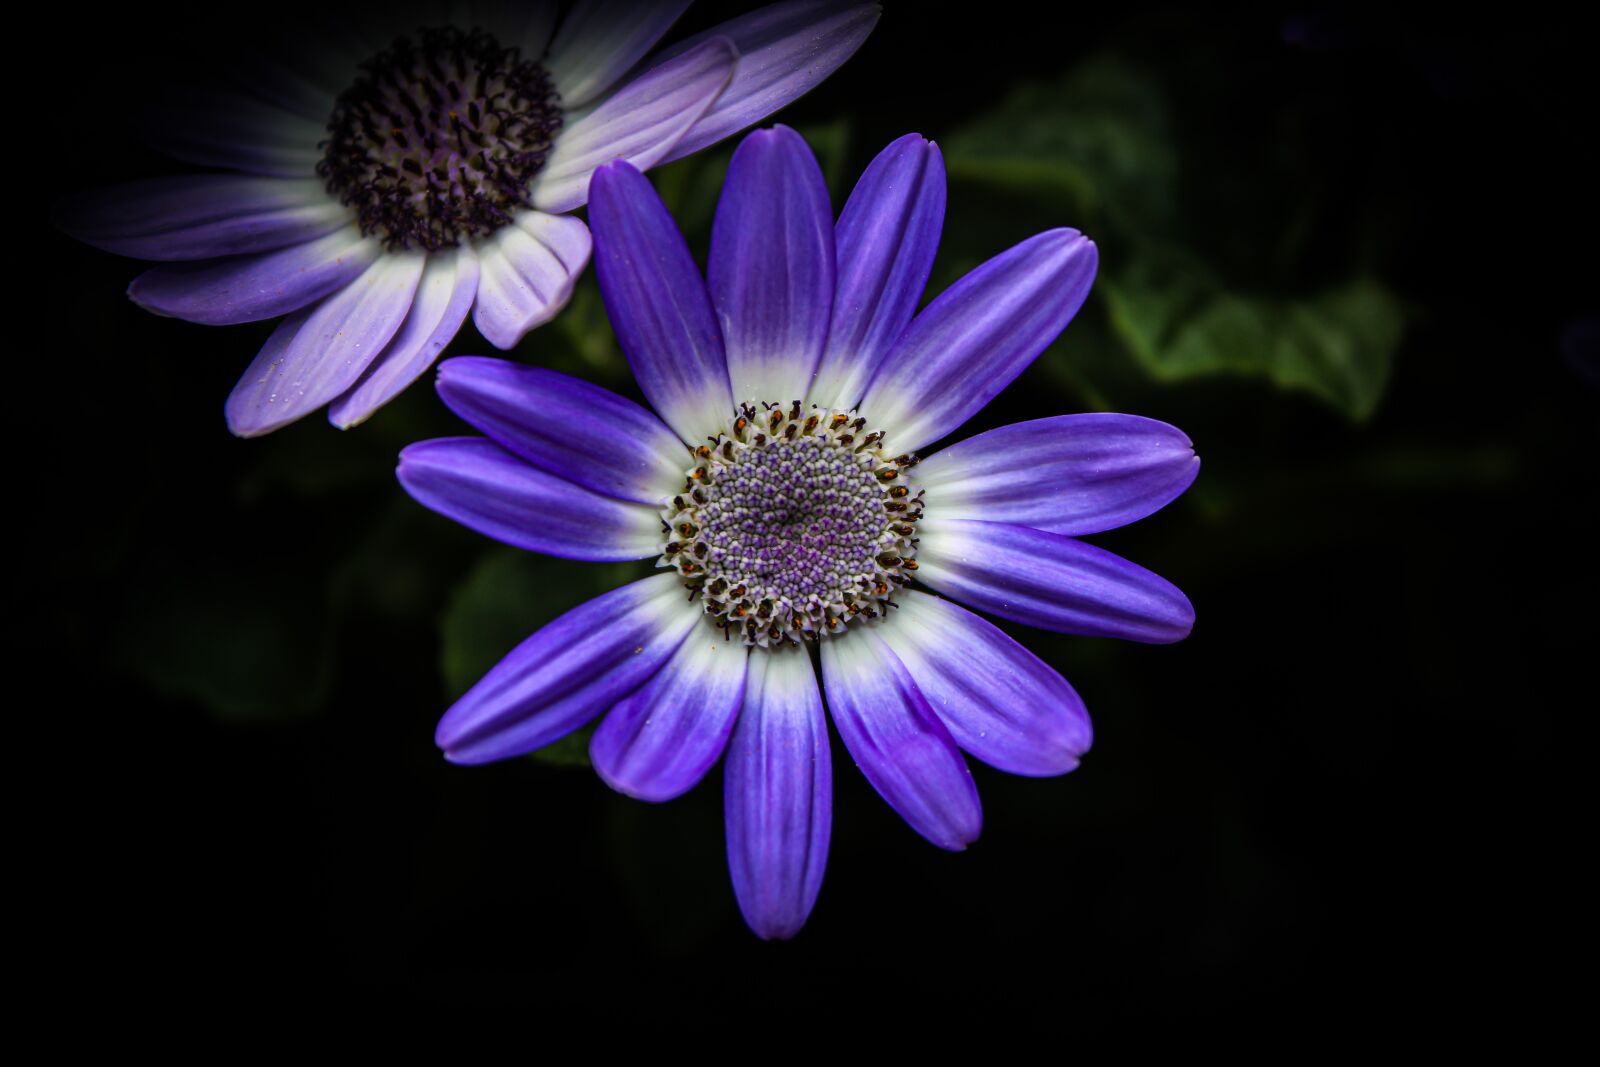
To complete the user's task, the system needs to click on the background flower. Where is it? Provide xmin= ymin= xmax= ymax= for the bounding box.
xmin=397 ymin=127 xmax=1196 ymax=937
xmin=56 ymin=0 xmax=878 ymax=436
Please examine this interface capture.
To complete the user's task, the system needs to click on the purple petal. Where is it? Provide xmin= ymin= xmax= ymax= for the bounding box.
xmin=651 ymin=1 xmax=882 ymax=166
xmin=328 ymin=245 xmax=482 ymax=429
xmin=591 ymin=625 xmax=747 ymax=801
xmin=544 ymin=0 xmax=693 ymax=109
xmin=436 ymin=357 xmax=686 ymax=506
xmin=55 ymin=176 xmax=350 ymax=262
xmin=917 ymin=414 xmax=1200 ymax=536
xmin=143 ymin=86 xmax=324 ymax=177
xmin=397 ymin=436 xmax=661 ymax=560
xmin=589 ymin=161 xmax=733 ymax=444
xmin=471 ymin=211 xmax=593 ymax=348
xmin=129 ymin=227 xmax=380 ymax=326
xmin=861 ymin=230 xmax=1098 ymax=453
xmin=819 ymin=628 xmax=982 ymax=851
xmin=725 ymin=644 xmax=831 ymax=940
xmin=708 ymin=126 xmax=835 ymax=403
xmin=529 ymin=36 xmax=736 ymax=214
xmin=435 ymin=573 xmax=698 ymax=765
xmin=225 ymin=252 xmax=425 ymax=437
xmin=809 ymin=133 xmax=946 ymax=410
xmin=914 ymin=518 xmax=1195 ymax=644
xmin=876 ymin=591 xmax=1092 ymax=777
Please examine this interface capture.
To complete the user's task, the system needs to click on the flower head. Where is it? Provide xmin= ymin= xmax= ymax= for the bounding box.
xmin=398 ymin=127 xmax=1199 ymax=938
xmin=56 ymin=1 xmax=879 ymax=437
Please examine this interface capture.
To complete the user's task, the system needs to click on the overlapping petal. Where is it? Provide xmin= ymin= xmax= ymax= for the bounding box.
xmin=590 ymin=161 xmax=733 ymax=444
xmin=471 ymin=211 xmax=593 ymax=349
xmin=725 ymin=643 xmax=832 ymax=940
xmin=876 ymin=591 xmax=1092 ymax=776
xmin=529 ymin=36 xmax=736 ymax=214
xmin=861 ymin=229 xmax=1098 ymax=453
xmin=820 ymin=628 xmax=982 ymax=850
xmin=143 ymin=86 xmax=326 ymax=177
xmin=809 ymin=133 xmax=945 ymax=410
xmin=225 ymin=251 xmax=425 ymax=436
xmin=56 ymin=176 xmax=349 ymax=262
xmin=545 ymin=0 xmax=693 ymax=109
xmin=436 ymin=357 xmax=686 ymax=505
xmin=709 ymin=126 xmax=835 ymax=403
xmin=917 ymin=414 xmax=1200 ymax=536
xmin=591 ymin=625 xmax=748 ymax=801
xmin=436 ymin=573 xmax=698 ymax=764
xmin=915 ymin=518 xmax=1195 ymax=643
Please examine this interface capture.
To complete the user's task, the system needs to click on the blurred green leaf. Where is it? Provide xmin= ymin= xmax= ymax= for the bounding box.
xmin=439 ymin=548 xmax=653 ymax=766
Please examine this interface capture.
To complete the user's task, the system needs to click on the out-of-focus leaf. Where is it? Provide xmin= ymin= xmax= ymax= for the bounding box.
xmin=438 ymin=548 xmax=653 ymax=766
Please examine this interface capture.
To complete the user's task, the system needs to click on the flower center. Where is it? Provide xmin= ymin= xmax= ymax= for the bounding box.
xmin=661 ymin=402 xmax=923 ymax=647
xmin=318 ymin=26 xmax=563 ymax=252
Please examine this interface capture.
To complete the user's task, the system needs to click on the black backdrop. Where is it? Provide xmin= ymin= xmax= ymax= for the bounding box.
xmin=25 ymin=0 xmax=1591 ymax=1035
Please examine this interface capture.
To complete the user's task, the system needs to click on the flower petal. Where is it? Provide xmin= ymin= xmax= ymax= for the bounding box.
xmin=529 ymin=36 xmax=736 ymax=214
xmin=435 ymin=573 xmax=698 ymax=765
xmin=708 ymin=125 xmax=835 ymax=403
xmin=436 ymin=357 xmax=686 ymax=505
xmin=725 ymin=642 xmax=831 ymax=940
xmin=589 ymin=161 xmax=733 ymax=444
xmin=397 ymin=436 xmax=661 ymax=560
xmin=470 ymin=211 xmax=593 ymax=348
xmin=819 ymin=628 xmax=982 ymax=851
xmin=328 ymin=245 xmax=482 ymax=429
xmin=454 ymin=0 xmax=559 ymax=55
xmin=914 ymin=518 xmax=1195 ymax=644
xmin=808 ymin=133 xmax=945 ymax=410
xmin=544 ymin=0 xmax=693 ymax=109
xmin=651 ymin=1 xmax=882 ymax=166
xmin=916 ymin=414 xmax=1200 ymax=536
xmin=225 ymin=251 xmax=425 ymax=437
xmin=55 ymin=176 xmax=349 ymax=262
xmin=877 ymin=591 xmax=1092 ymax=777
xmin=128 ymin=227 xmax=381 ymax=326
xmin=143 ymin=86 xmax=325 ymax=177
xmin=861 ymin=230 xmax=1098 ymax=453
xmin=591 ymin=625 xmax=748 ymax=801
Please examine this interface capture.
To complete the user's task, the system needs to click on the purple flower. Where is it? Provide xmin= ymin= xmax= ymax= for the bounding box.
xmin=399 ymin=127 xmax=1199 ymax=939
xmin=56 ymin=1 xmax=879 ymax=437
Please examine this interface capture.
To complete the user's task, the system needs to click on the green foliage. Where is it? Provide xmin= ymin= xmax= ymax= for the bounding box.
xmin=944 ymin=56 xmax=1406 ymax=421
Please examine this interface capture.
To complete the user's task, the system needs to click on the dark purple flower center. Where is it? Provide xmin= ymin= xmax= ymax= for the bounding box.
xmin=318 ymin=26 xmax=562 ymax=252
xmin=662 ymin=402 xmax=924 ymax=647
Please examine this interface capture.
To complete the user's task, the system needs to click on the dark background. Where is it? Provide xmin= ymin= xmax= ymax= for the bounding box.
xmin=27 ymin=0 xmax=1593 ymax=1034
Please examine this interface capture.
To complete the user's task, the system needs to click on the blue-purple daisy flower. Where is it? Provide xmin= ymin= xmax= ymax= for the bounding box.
xmin=56 ymin=0 xmax=878 ymax=437
xmin=398 ymin=127 xmax=1199 ymax=938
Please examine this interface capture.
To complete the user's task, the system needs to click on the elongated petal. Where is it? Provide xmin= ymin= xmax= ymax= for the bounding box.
xmin=56 ymin=176 xmax=349 ymax=261
xmin=917 ymin=414 xmax=1199 ymax=536
xmin=144 ymin=87 xmax=324 ymax=177
xmin=709 ymin=126 xmax=834 ymax=403
xmin=436 ymin=573 xmax=698 ymax=764
xmin=725 ymin=643 xmax=831 ymax=940
xmin=809 ymin=134 xmax=945 ymax=409
xmin=454 ymin=0 xmax=558 ymax=56
xmin=590 ymin=161 xmax=733 ymax=444
xmin=329 ymin=245 xmax=482 ymax=428
xmin=129 ymin=227 xmax=380 ymax=326
xmin=820 ymin=628 xmax=982 ymax=851
xmin=914 ymin=518 xmax=1194 ymax=643
xmin=591 ymin=626 xmax=747 ymax=801
xmin=471 ymin=211 xmax=593 ymax=348
xmin=436 ymin=357 xmax=686 ymax=505
xmin=651 ymin=1 xmax=882 ymax=166
xmin=877 ymin=591 xmax=1091 ymax=776
xmin=397 ymin=436 xmax=661 ymax=560
xmin=529 ymin=37 xmax=736 ymax=214
xmin=861 ymin=230 xmax=1098 ymax=453
xmin=225 ymin=252 xmax=425 ymax=436
xmin=545 ymin=0 xmax=693 ymax=109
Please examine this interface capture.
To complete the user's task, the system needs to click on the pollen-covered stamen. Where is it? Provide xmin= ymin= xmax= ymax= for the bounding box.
xmin=318 ymin=26 xmax=563 ymax=252
xmin=659 ymin=402 xmax=924 ymax=647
